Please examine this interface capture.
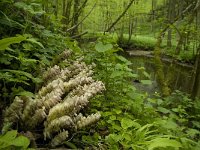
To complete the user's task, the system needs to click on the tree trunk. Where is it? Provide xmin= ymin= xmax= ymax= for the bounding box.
xmin=70 ymin=0 xmax=88 ymax=36
xmin=62 ymin=0 xmax=73 ymax=26
xmin=54 ymin=0 xmax=59 ymax=18
xmin=151 ymin=0 xmax=156 ymax=32
xmin=167 ymin=0 xmax=176 ymax=47
xmin=175 ymin=34 xmax=184 ymax=54
xmin=153 ymin=2 xmax=195 ymax=96
xmin=191 ymin=52 xmax=200 ymax=99
xmin=128 ymin=16 xmax=134 ymax=43
xmin=104 ymin=0 xmax=135 ymax=33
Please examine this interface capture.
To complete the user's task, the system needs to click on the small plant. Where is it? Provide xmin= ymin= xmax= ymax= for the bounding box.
xmin=1 ymin=50 xmax=105 ymax=148
xmin=0 ymin=130 xmax=30 ymax=150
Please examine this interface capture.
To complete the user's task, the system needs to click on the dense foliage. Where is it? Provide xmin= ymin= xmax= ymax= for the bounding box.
xmin=0 ymin=0 xmax=200 ymax=149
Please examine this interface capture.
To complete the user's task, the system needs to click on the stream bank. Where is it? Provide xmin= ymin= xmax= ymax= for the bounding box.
xmin=126 ymin=50 xmax=198 ymax=97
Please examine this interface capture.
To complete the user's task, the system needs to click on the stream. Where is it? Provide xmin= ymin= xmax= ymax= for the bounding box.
xmin=127 ymin=51 xmax=195 ymax=96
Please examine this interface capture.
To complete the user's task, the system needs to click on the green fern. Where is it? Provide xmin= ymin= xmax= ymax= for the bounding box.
xmin=148 ymin=137 xmax=182 ymax=150
xmin=0 ymin=69 xmax=42 ymax=85
xmin=0 ymin=35 xmax=26 ymax=51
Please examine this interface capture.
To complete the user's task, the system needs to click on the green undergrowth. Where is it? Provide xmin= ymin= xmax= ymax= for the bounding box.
xmin=120 ymin=34 xmax=197 ymax=63
xmin=118 ymin=34 xmax=158 ymax=50
xmin=165 ymin=48 xmax=196 ymax=63
xmin=0 ymin=1 xmax=81 ymax=105
xmin=85 ymin=32 xmax=196 ymax=62
xmin=79 ymin=35 xmax=200 ymax=149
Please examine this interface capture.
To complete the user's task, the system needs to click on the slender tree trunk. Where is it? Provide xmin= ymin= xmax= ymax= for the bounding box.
xmin=70 ymin=0 xmax=88 ymax=36
xmin=62 ymin=0 xmax=73 ymax=26
xmin=67 ymin=2 xmax=97 ymax=33
xmin=71 ymin=0 xmax=80 ymax=35
xmin=54 ymin=0 xmax=59 ymax=18
xmin=167 ymin=0 xmax=176 ymax=47
xmin=191 ymin=46 xmax=200 ymax=99
xmin=167 ymin=0 xmax=172 ymax=47
xmin=104 ymin=0 xmax=135 ymax=33
xmin=153 ymin=2 xmax=195 ymax=96
xmin=151 ymin=0 xmax=156 ymax=32
xmin=128 ymin=16 xmax=134 ymax=43
xmin=42 ymin=0 xmax=49 ymax=25
xmin=175 ymin=34 xmax=184 ymax=54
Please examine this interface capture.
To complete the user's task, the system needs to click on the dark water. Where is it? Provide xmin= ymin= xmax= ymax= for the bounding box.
xmin=128 ymin=56 xmax=194 ymax=95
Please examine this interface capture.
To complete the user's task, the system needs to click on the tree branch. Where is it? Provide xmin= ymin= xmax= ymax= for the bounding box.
xmin=71 ymin=31 xmax=88 ymax=39
xmin=67 ymin=3 xmax=97 ymax=32
xmin=104 ymin=0 xmax=135 ymax=33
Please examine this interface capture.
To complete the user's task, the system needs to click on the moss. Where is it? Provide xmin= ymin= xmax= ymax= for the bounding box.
xmin=154 ymin=36 xmax=171 ymax=97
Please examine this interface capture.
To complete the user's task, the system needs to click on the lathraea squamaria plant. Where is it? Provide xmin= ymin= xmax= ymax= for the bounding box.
xmin=1 ymin=49 xmax=105 ymax=147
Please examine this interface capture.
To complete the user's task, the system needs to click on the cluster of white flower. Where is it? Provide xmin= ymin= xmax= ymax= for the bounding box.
xmin=44 ymin=115 xmax=74 ymax=139
xmin=3 ymin=96 xmax=23 ymax=123
xmin=2 ymin=50 xmax=105 ymax=147
xmin=77 ymin=112 xmax=101 ymax=129
xmin=50 ymin=130 xmax=69 ymax=147
xmin=59 ymin=61 xmax=87 ymax=81
xmin=43 ymin=65 xmax=61 ymax=83
xmin=2 ymin=96 xmax=24 ymax=133
xmin=57 ymin=49 xmax=72 ymax=61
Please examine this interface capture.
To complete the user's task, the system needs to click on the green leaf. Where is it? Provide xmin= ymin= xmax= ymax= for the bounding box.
xmin=132 ymin=74 xmax=139 ymax=78
xmin=22 ymin=43 xmax=33 ymax=51
xmin=0 ymin=35 xmax=26 ymax=50
xmin=121 ymin=118 xmax=141 ymax=129
xmin=63 ymin=141 xmax=77 ymax=149
xmin=32 ymin=77 xmax=43 ymax=83
xmin=112 ymin=124 xmax=122 ymax=131
xmin=143 ymin=71 xmax=150 ymax=78
xmin=115 ymin=54 xmax=131 ymax=64
xmin=148 ymin=138 xmax=182 ymax=150
xmin=1 ymin=130 xmax=17 ymax=141
xmin=0 ymin=130 xmax=17 ymax=148
xmin=11 ymin=136 xmax=30 ymax=148
xmin=106 ymin=134 xmax=123 ymax=142
xmin=103 ymin=111 xmax=113 ymax=117
xmin=17 ymin=91 xmax=35 ymax=97
xmin=162 ymin=120 xmax=178 ymax=130
xmin=157 ymin=107 xmax=170 ymax=114
xmin=110 ymin=115 xmax=117 ymax=121
xmin=123 ymin=133 xmax=131 ymax=141
xmin=186 ymin=129 xmax=200 ymax=138
xmin=110 ymin=71 xmax=124 ymax=78
xmin=0 ymin=69 xmax=42 ymax=84
xmin=14 ymin=2 xmax=45 ymax=15
xmin=0 ymin=15 xmax=24 ymax=29
xmin=95 ymin=42 xmax=113 ymax=52
xmin=113 ymin=109 xmax=122 ymax=114
xmin=0 ymin=131 xmax=30 ymax=149
xmin=141 ymin=80 xmax=152 ymax=85
xmin=26 ymin=38 xmax=44 ymax=49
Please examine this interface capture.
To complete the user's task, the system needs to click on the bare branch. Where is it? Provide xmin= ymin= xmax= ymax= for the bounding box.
xmin=67 ymin=3 xmax=97 ymax=32
xmin=104 ymin=0 xmax=135 ymax=33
